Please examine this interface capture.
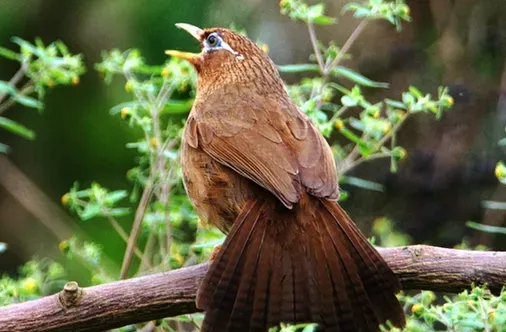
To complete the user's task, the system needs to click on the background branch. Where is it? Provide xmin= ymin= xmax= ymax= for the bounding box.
xmin=1 ymin=245 xmax=505 ymax=332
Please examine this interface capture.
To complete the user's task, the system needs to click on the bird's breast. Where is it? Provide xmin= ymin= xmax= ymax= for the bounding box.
xmin=181 ymin=137 xmax=254 ymax=234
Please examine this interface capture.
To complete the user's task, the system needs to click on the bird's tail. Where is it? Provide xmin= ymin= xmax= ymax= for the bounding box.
xmin=196 ymin=197 xmax=406 ymax=332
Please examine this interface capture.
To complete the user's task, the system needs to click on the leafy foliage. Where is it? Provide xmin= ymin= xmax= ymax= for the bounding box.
xmin=0 ymin=38 xmax=85 ymax=152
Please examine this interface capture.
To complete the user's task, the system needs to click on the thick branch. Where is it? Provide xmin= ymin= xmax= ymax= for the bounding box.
xmin=1 ymin=245 xmax=505 ymax=332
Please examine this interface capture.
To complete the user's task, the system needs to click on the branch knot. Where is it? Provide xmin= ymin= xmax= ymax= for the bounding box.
xmin=58 ymin=281 xmax=83 ymax=309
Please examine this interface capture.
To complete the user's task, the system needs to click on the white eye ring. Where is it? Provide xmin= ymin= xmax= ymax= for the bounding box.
xmin=203 ymin=33 xmax=243 ymax=60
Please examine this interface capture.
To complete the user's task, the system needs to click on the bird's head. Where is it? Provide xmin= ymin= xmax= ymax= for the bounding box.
xmin=166 ymin=23 xmax=283 ymax=93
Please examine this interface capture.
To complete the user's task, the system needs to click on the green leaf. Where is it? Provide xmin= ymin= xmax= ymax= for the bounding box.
xmin=0 ymin=117 xmax=36 ymax=140
xmin=277 ymin=64 xmax=321 ymax=73
xmin=332 ymin=66 xmax=389 ymax=88
xmin=384 ymin=98 xmax=407 ymax=110
xmin=0 ymin=241 xmax=6 ymax=254
xmin=12 ymin=94 xmax=43 ymax=110
xmin=466 ymin=221 xmax=506 ymax=235
xmin=341 ymin=95 xmax=358 ymax=107
xmin=340 ymin=176 xmax=385 ymax=192
xmin=312 ymin=15 xmax=336 ymax=25
xmin=481 ymin=200 xmax=506 ymax=210
xmin=11 ymin=37 xmax=43 ymax=57
xmin=0 ymin=80 xmax=16 ymax=95
xmin=105 ymin=190 xmax=129 ymax=204
xmin=0 ymin=81 xmax=43 ymax=110
xmin=0 ymin=143 xmax=10 ymax=153
xmin=301 ymin=324 xmax=319 ymax=332
xmin=108 ymin=207 xmax=131 ymax=217
xmin=161 ymin=99 xmax=194 ymax=115
xmin=109 ymin=101 xmax=140 ymax=115
xmin=79 ymin=203 xmax=102 ymax=220
xmin=339 ymin=126 xmax=370 ymax=154
xmin=0 ymin=47 xmax=20 ymax=61
xmin=408 ymin=86 xmax=424 ymax=98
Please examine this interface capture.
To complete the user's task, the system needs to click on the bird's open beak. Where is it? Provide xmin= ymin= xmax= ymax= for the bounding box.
xmin=165 ymin=23 xmax=204 ymax=63
xmin=175 ymin=23 xmax=204 ymax=41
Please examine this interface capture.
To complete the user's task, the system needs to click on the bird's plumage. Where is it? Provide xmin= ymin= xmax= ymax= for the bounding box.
xmin=171 ymin=24 xmax=406 ymax=331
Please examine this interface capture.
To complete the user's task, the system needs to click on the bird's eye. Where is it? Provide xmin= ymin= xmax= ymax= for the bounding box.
xmin=206 ymin=33 xmax=220 ymax=47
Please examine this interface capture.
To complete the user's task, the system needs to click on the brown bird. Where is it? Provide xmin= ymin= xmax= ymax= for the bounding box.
xmin=166 ymin=23 xmax=406 ymax=332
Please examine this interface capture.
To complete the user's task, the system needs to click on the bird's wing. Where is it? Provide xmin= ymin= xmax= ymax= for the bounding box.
xmin=186 ymin=88 xmax=338 ymax=208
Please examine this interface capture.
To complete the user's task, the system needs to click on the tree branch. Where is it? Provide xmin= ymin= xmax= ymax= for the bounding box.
xmin=1 ymin=245 xmax=505 ymax=332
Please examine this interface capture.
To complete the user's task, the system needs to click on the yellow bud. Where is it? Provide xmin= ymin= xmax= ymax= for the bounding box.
xmin=150 ymin=137 xmax=159 ymax=148
xmin=260 ymin=44 xmax=269 ymax=54
xmin=446 ymin=96 xmax=454 ymax=107
xmin=178 ymin=80 xmax=188 ymax=93
xmin=47 ymin=79 xmax=55 ymax=88
xmin=22 ymin=278 xmax=38 ymax=293
xmin=59 ymin=240 xmax=69 ymax=254
xmin=91 ymin=274 xmax=103 ymax=285
xmin=334 ymin=120 xmax=344 ymax=130
xmin=173 ymin=253 xmax=185 ymax=265
xmin=61 ymin=193 xmax=69 ymax=206
xmin=120 ymin=107 xmax=131 ymax=120
xmin=396 ymin=147 xmax=407 ymax=160
xmin=124 ymin=80 xmax=134 ymax=93
xmin=411 ymin=303 xmax=423 ymax=314
xmin=372 ymin=110 xmax=380 ymax=118
xmin=382 ymin=122 xmax=392 ymax=134
xmin=495 ymin=162 xmax=506 ymax=179
xmin=489 ymin=310 xmax=496 ymax=321
xmin=71 ymin=76 xmax=80 ymax=86
xmin=161 ymin=67 xmax=170 ymax=77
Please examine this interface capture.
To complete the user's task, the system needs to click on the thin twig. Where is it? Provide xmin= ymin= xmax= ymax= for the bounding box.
xmin=312 ymin=20 xmax=369 ymax=110
xmin=0 ymin=83 xmax=34 ymax=116
xmin=326 ymin=19 xmax=369 ymax=72
xmin=120 ymin=180 xmax=154 ymax=279
xmin=307 ymin=22 xmax=325 ymax=72
xmin=107 ymin=216 xmax=151 ymax=269
xmin=0 ymin=63 xmax=27 ymax=104
xmin=137 ymin=231 xmax=155 ymax=274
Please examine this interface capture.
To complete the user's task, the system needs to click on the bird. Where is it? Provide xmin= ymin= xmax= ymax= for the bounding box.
xmin=166 ymin=23 xmax=406 ymax=332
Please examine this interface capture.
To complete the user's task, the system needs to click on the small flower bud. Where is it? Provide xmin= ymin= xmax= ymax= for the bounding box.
xmin=61 ymin=193 xmax=70 ymax=206
xmin=150 ymin=137 xmax=159 ymax=148
xmin=161 ymin=67 xmax=170 ymax=77
xmin=495 ymin=162 xmax=506 ymax=180
xmin=22 ymin=278 xmax=38 ymax=293
xmin=382 ymin=122 xmax=392 ymax=134
xmin=59 ymin=240 xmax=70 ymax=254
xmin=120 ymin=107 xmax=131 ymax=120
xmin=71 ymin=76 xmax=80 ymax=86
xmin=489 ymin=310 xmax=496 ymax=322
xmin=260 ymin=44 xmax=269 ymax=54
xmin=392 ymin=147 xmax=407 ymax=161
xmin=411 ymin=303 xmax=423 ymax=315
xmin=334 ymin=119 xmax=344 ymax=130
xmin=124 ymin=80 xmax=134 ymax=93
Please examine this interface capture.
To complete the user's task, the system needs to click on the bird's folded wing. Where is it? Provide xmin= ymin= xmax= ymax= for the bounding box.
xmin=185 ymin=91 xmax=338 ymax=208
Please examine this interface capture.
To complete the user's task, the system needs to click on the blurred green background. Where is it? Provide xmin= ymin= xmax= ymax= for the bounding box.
xmin=1 ymin=0 xmax=506 ymax=276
